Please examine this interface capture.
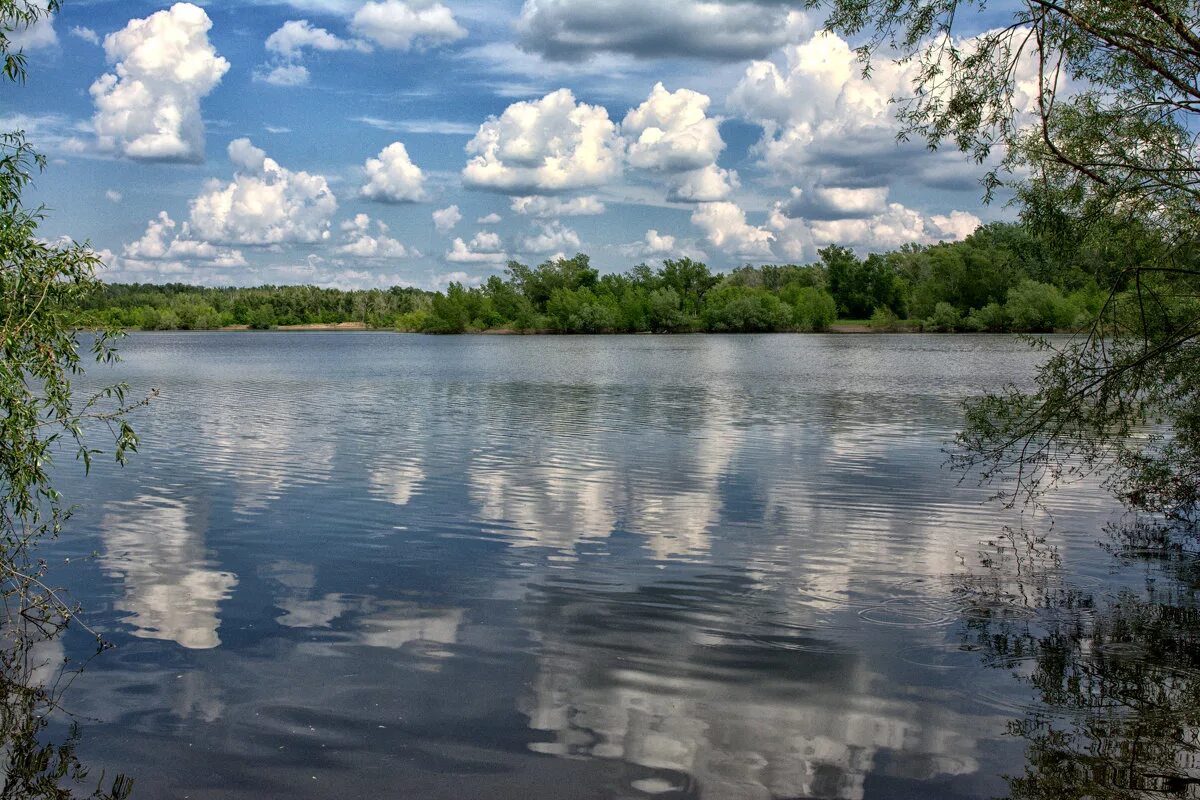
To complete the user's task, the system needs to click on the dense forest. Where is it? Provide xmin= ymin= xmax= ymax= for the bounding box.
xmin=78 ymin=220 xmax=1177 ymax=334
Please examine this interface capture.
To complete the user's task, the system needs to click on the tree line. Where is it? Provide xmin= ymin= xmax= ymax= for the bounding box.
xmin=78 ymin=218 xmax=1184 ymax=335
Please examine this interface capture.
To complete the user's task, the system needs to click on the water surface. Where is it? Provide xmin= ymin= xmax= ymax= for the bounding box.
xmin=45 ymin=333 xmax=1189 ymax=799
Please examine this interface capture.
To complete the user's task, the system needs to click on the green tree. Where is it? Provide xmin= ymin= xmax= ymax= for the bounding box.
xmin=2 ymin=2 xmax=138 ymax=796
xmin=822 ymin=246 xmax=904 ymax=318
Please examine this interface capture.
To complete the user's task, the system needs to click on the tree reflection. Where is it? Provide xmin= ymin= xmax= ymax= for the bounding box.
xmin=964 ymin=519 xmax=1200 ymax=799
xmin=0 ymin=623 xmax=133 ymax=799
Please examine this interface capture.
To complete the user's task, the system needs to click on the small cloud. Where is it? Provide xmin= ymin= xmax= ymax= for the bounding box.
xmin=254 ymin=64 xmax=310 ymax=87
xmin=510 ymin=194 xmax=606 ymax=218
xmin=432 ymin=204 xmax=461 ymax=234
xmin=105 ymin=189 xmax=123 ymax=203
xmin=353 ymin=116 xmax=476 ymax=135
xmin=264 ymin=125 xmax=292 ymax=134
xmin=431 ymin=270 xmax=485 ymax=290
xmin=476 ymin=212 xmax=501 ymax=224
xmin=69 ymin=26 xmax=100 ymax=46
xmin=446 ymin=230 xmax=506 ymax=263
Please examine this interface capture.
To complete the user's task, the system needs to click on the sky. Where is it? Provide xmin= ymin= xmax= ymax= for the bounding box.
xmin=5 ymin=0 xmax=1017 ymax=290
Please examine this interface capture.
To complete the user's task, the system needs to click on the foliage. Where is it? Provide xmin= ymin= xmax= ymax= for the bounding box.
xmin=822 ymin=245 xmax=905 ymax=318
xmin=923 ymin=301 xmax=963 ymax=332
xmin=76 ymin=283 xmax=432 ymax=330
xmin=1 ymin=2 xmax=138 ymax=796
xmin=869 ymin=306 xmax=902 ymax=331
xmin=791 ymin=286 xmax=837 ymax=331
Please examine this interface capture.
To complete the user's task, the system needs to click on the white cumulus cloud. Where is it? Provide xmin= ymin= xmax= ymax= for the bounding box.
xmin=929 ymin=210 xmax=982 ymax=241
xmin=518 ymin=221 xmax=580 ymax=254
xmin=728 ymin=31 xmax=988 ymax=194
xmin=350 ymin=1 xmax=466 ymax=51
xmin=187 ymin=138 xmax=338 ymax=245
xmin=123 ymin=211 xmax=247 ymax=266
xmin=266 ymin=19 xmax=370 ymax=57
xmin=446 ymin=231 xmax=507 ymax=263
xmin=254 ymin=63 xmax=311 ymax=86
xmin=767 ymin=198 xmax=983 ymax=260
xmin=463 ymin=89 xmax=622 ymax=194
xmin=90 ymin=3 xmax=230 ymax=163
xmin=360 ymin=141 xmax=426 ymax=202
xmin=691 ymin=201 xmax=774 ymax=257
xmin=623 ymin=82 xmax=736 ymax=201
xmin=432 ymin=204 xmax=462 ymax=233
xmin=338 ymin=213 xmax=413 ymax=258
xmin=624 ymin=83 xmax=723 ymax=172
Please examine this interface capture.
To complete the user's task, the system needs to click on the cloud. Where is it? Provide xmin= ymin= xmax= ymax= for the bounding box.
xmin=337 ymin=213 xmax=414 ymax=258
xmin=619 ymin=228 xmax=707 ymax=261
xmin=254 ymin=64 xmax=311 ymax=86
xmin=780 ymin=185 xmax=890 ymax=220
xmin=446 ymin=231 xmax=507 ymax=263
xmin=624 ymin=82 xmax=723 ymax=172
xmin=728 ymin=31 xmax=988 ymax=196
xmin=518 ymin=221 xmax=580 ymax=254
xmin=929 ymin=210 xmax=982 ymax=241
xmin=69 ymin=25 xmax=100 ymax=46
xmin=431 ymin=270 xmax=485 ymax=289
xmin=667 ymin=164 xmax=739 ymax=202
xmin=640 ymin=229 xmax=675 ymax=254
xmin=623 ymin=82 xmax=736 ymax=202
xmin=354 ymin=116 xmax=476 ymax=135
xmin=516 ymin=0 xmax=808 ymax=62
xmin=691 ymin=201 xmax=774 ymax=257
xmin=122 ymin=211 xmax=247 ymax=268
xmin=187 ymin=138 xmax=338 ymax=245
xmin=463 ymin=89 xmax=622 ymax=194
xmin=767 ymin=196 xmax=983 ymax=260
xmin=9 ymin=13 xmax=57 ymax=51
xmin=265 ymin=20 xmax=370 ymax=57
xmin=477 ymin=212 xmax=502 ymax=224
xmin=258 ymin=20 xmax=371 ymax=88
xmin=510 ymin=194 xmax=605 ymax=217
xmin=105 ymin=189 xmax=123 ymax=203
xmin=432 ymin=204 xmax=462 ymax=233
xmin=90 ymin=3 xmax=230 ymax=162
xmin=360 ymin=141 xmax=426 ymax=202
xmin=350 ymin=1 xmax=466 ymax=51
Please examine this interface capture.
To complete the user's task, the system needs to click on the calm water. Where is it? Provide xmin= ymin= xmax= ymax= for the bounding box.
xmin=41 ymin=333 xmax=1195 ymax=799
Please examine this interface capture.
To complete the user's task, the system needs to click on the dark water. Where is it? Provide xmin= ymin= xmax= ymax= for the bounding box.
xmin=40 ymin=333 xmax=1199 ymax=799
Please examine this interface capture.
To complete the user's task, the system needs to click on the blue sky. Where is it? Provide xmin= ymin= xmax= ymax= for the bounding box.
xmin=7 ymin=0 xmax=1015 ymax=289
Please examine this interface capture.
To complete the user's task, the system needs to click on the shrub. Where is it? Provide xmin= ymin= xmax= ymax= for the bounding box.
xmin=924 ymin=301 xmax=963 ymax=332
xmin=1004 ymin=279 xmax=1078 ymax=332
xmin=792 ymin=287 xmax=837 ymax=331
xmin=965 ymin=302 xmax=1009 ymax=332
xmin=869 ymin=306 xmax=902 ymax=331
